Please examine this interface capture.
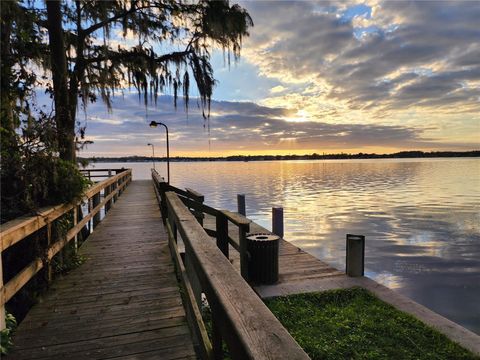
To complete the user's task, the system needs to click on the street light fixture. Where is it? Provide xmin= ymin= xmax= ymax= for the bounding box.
xmin=147 ymin=143 xmax=155 ymax=170
xmin=149 ymin=121 xmax=170 ymax=184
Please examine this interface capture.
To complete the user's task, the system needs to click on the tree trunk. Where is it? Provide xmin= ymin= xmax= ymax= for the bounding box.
xmin=46 ymin=0 xmax=75 ymax=163
xmin=0 ymin=2 xmax=15 ymax=133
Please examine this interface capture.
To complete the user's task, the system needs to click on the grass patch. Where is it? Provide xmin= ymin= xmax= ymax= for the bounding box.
xmin=265 ymin=287 xmax=478 ymax=360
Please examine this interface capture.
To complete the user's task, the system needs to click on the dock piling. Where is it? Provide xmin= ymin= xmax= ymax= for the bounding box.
xmin=346 ymin=234 xmax=365 ymax=277
xmin=237 ymin=194 xmax=246 ymax=216
xmin=272 ymin=207 xmax=284 ymax=238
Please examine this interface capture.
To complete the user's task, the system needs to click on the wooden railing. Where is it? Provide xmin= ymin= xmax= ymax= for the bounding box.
xmin=152 ymin=169 xmax=308 ymax=359
xmin=80 ymin=168 xmax=127 ymax=181
xmin=0 ymin=169 xmax=132 ymax=330
xmin=152 ymin=169 xmax=252 ymax=279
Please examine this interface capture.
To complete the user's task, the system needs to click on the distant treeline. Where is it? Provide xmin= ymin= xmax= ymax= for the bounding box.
xmin=80 ymin=150 xmax=480 ymax=163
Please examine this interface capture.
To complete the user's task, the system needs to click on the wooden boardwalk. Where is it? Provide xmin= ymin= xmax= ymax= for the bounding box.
xmin=9 ymin=180 xmax=196 ymax=360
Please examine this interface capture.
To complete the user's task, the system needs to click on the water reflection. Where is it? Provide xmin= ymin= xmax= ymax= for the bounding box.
xmin=92 ymin=158 xmax=480 ymax=334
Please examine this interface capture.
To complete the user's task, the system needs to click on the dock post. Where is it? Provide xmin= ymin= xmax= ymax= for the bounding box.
xmin=216 ymin=212 xmax=229 ymax=258
xmin=46 ymin=223 xmax=53 ymax=283
xmin=105 ymin=184 xmax=111 ymax=213
xmin=272 ymin=207 xmax=284 ymax=238
xmin=239 ymin=223 xmax=250 ymax=280
xmin=237 ymin=194 xmax=246 ymax=216
xmin=346 ymin=234 xmax=365 ymax=277
xmin=93 ymin=192 xmax=101 ymax=228
xmin=0 ymin=252 xmax=5 ymax=330
xmin=185 ymin=251 xmax=202 ymax=307
xmin=72 ymin=207 xmax=77 ymax=251
xmin=113 ymin=180 xmax=118 ymax=202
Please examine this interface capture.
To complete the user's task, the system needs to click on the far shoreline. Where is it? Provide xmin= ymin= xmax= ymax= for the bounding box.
xmin=80 ymin=150 xmax=480 ymax=163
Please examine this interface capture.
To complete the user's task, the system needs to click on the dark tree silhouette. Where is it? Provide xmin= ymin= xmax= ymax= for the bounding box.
xmin=41 ymin=0 xmax=253 ymax=162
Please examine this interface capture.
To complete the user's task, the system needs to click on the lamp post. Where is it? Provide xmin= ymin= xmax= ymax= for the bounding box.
xmin=147 ymin=143 xmax=155 ymax=170
xmin=149 ymin=121 xmax=170 ymax=184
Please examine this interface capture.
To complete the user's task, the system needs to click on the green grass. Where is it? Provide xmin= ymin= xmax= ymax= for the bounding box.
xmin=264 ymin=287 xmax=479 ymax=360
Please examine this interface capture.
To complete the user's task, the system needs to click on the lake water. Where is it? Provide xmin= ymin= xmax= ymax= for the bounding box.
xmin=91 ymin=158 xmax=480 ymax=334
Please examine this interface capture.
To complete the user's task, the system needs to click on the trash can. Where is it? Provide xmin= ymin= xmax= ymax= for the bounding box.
xmin=246 ymin=233 xmax=280 ymax=284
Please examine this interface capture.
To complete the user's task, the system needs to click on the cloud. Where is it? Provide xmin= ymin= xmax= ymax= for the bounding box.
xmin=68 ymin=94 xmax=474 ymax=157
xmin=239 ymin=1 xmax=480 ymax=119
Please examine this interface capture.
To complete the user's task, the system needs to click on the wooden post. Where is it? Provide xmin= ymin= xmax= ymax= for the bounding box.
xmin=78 ymin=204 xmax=89 ymax=242
xmin=47 ymin=223 xmax=53 ymax=283
xmin=118 ymin=176 xmax=124 ymax=196
xmin=118 ymin=177 xmax=122 ymax=196
xmin=92 ymin=192 xmax=101 ymax=229
xmin=272 ymin=207 xmax=284 ymax=238
xmin=113 ymin=180 xmax=118 ymax=202
xmin=237 ymin=194 xmax=246 ymax=216
xmin=239 ymin=223 xmax=250 ymax=280
xmin=168 ymin=207 xmax=177 ymax=243
xmin=73 ymin=207 xmax=78 ymax=251
xmin=216 ymin=213 xmax=229 ymax=258
xmin=87 ymin=197 xmax=92 ymax=233
xmin=346 ymin=234 xmax=365 ymax=277
xmin=185 ymin=251 xmax=202 ymax=307
xmin=0 ymin=251 xmax=6 ymax=331
xmin=159 ymin=183 xmax=168 ymax=224
xmin=105 ymin=184 xmax=111 ymax=213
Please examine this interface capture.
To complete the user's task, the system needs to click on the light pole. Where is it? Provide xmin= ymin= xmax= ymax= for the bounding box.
xmin=149 ymin=121 xmax=170 ymax=184
xmin=147 ymin=143 xmax=155 ymax=170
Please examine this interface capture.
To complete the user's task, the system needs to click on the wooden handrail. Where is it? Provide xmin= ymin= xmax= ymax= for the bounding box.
xmin=152 ymin=168 xmax=253 ymax=278
xmin=165 ymin=192 xmax=309 ymax=359
xmin=80 ymin=168 xmax=126 ymax=172
xmin=220 ymin=210 xmax=251 ymax=227
xmin=1 ymin=170 xmax=130 ymax=252
xmin=0 ymin=169 xmax=132 ymax=330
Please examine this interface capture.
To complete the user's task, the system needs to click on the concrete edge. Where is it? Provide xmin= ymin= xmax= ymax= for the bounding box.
xmin=356 ymin=277 xmax=480 ymax=356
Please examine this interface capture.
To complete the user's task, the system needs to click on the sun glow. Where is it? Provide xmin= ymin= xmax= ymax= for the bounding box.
xmin=285 ymin=109 xmax=311 ymax=123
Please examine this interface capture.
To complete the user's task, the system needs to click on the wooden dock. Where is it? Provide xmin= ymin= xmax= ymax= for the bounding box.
xmin=9 ymin=180 xmax=196 ymax=360
xmin=202 ymin=215 xmax=345 ymax=296
xmin=4 ymin=171 xmax=478 ymax=358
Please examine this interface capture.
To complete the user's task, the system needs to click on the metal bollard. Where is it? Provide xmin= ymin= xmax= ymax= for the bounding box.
xmin=346 ymin=234 xmax=365 ymax=277
xmin=237 ymin=194 xmax=246 ymax=216
xmin=272 ymin=207 xmax=284 ymax=238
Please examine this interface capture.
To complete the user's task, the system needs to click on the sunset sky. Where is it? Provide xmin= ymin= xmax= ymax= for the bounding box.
xmin=71 ymin=0 xmax=479 ymax=157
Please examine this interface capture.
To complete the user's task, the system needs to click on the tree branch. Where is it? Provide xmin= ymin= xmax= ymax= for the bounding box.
xmin=80 ymin=2 xmax=159 ymax=38
xmin=82 ymin=49 xmax=193 ymax=66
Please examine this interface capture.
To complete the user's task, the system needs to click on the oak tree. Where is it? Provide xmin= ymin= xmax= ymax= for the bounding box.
xmin=43 ymin=0 xmax=253 ymax=162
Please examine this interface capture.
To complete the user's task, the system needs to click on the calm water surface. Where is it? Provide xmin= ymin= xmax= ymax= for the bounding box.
xmin=93 ymin=158 xmax=480 ymax=334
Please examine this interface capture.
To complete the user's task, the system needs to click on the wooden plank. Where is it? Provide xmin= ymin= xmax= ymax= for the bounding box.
xmin=3 ymin=258 xmax=44 ymax=303
xmin=221 ymin=210 xmax=251 ymax=227
xmin=166 ymin=192 xmax=309 ymax=360
xmin=0 ymin=203 xmax=74 ymax=251
xmin=9 ymin=181 xmax=196 ymax=360
xmin=0 ymin=246 xmax=4 ymax=330
xmin=12 ymin=327 xmax=192 ymax=360
xmin=185 ymin=187 xmax=204 ymax=202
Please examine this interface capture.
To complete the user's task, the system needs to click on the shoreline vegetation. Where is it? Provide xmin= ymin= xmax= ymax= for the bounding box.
xmin=81 ymin=150 xmax=480 ymax=163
